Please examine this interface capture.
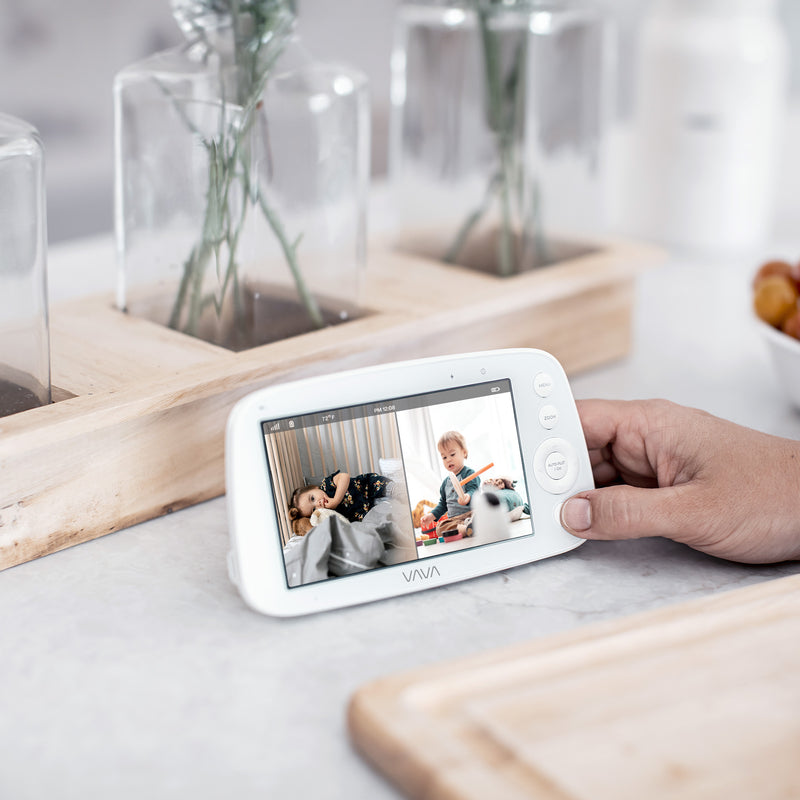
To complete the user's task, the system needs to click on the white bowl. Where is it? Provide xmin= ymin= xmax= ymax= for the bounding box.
xmin=756 ymin=315 xmax=800 ymax=408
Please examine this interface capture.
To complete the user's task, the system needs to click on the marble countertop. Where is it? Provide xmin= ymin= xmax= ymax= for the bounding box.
xmin=1 ymin=237 xmax=799 ymax=799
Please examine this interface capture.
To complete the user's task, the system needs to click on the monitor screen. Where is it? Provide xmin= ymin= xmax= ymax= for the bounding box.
xmin=262 ymin=379 xmax=533 ymax=588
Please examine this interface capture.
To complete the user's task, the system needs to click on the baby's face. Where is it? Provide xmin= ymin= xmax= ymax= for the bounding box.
xmin=297 ymin=488 xmax=328 ymax=517
xmin=439 ymin=442 xmax=467 ymax=474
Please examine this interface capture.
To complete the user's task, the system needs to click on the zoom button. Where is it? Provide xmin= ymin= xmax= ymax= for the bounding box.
xmin=538 ymin=405 xmax=558 ymax=430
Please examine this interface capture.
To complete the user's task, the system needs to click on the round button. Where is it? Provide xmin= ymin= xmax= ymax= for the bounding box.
xmin=538 ymin=404 xmax=558 ymax=429
xmin=545 ymin=451 xmax=568 ymax=480
xmin=534 ymin=372 xmax=553 ymax=398
xmin=533 ymin=437 xmax=579 ymax=495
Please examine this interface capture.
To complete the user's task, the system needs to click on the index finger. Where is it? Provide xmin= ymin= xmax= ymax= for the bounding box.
xmin=574 ymin=398 xmax=642 ymax=451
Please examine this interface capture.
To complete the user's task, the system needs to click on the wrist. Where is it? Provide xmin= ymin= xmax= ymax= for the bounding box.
xmin=785 ymin=439 xmax=800 ymax=560
xmin=751 ymin=436 xmax=800 ymax=563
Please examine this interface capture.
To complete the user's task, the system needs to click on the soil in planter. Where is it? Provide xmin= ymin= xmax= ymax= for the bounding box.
xmin=401 ymin=226 xmax=600 ymax=276
xmin=0 ymin=378 xmax=44 ymax=417
xmin=195 ymin=282 xmax=366 ymax=352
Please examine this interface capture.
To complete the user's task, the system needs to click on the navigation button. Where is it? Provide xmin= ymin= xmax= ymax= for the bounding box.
xmin=533 ymin=437 xmax=579 ymax=494
xmin=545 ymin=451 xmax=568 ymax=480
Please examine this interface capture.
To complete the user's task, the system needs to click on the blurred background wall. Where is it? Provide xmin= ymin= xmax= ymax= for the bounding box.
xmin=1 ymin=0 xmax=799 ymax=244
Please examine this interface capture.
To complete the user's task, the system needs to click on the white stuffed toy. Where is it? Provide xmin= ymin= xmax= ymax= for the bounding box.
xmin=310 ymin=507 xmax=349 ymax=527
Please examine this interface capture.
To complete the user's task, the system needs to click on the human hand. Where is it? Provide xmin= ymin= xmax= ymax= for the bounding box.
xmin=457 ymin=494 xmax=471 ymax=506
xmin=560 ymin=399 xmax=800 ymax=564
xmin=420 ymin=512 xmax=435 ymax=529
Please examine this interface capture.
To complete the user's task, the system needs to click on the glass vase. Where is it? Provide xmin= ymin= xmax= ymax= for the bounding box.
xmin=0 ymin=113 xmax=50 ymax=417
xmin=114 ymin=8 xmax=370 ymax=351
xmin=390 ymin=0 xmax=610 ymax=276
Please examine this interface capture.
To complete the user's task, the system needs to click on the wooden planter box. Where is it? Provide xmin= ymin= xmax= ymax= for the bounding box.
xmin=0 ymin=237 xmax=662 ymax=570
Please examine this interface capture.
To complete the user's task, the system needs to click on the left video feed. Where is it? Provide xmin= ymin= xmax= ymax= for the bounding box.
xmin=262 ymin=409 xmax=419 ymax=588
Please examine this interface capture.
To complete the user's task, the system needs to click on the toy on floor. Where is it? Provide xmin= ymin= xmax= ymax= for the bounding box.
xmin=416 ymin=532 xmax=463 ymax=546
xmin=414 ymin=514 xmax=467 ymax=546
xmin=418 ymin=508 xmax=446 ymax=539
xmin=411 ymin=498 xmax=437 ymax=529
xmin=415 ymin=517 xmax=443 ymax=545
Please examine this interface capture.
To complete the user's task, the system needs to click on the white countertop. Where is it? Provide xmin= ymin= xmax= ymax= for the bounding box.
xmin=2 ymin=236 xmax=799 ymax=799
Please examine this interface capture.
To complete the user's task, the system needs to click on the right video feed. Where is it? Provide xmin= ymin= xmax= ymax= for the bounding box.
xmin=395 ymin=382 xmax=533 ymax=557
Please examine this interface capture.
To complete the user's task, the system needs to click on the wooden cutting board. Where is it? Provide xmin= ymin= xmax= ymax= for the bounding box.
xmin=349 ymin=573 xmax=800 ymax=799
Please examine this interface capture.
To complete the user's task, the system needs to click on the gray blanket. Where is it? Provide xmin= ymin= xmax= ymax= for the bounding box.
xmin=283 ymin=500 xmax=414 ymax=588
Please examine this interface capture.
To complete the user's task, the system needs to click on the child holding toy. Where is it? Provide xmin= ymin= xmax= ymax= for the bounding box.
xmin=289 ymin=469 xmax=391 ymax=528
xmin=419 ymin=431 xmax=482 ymax=538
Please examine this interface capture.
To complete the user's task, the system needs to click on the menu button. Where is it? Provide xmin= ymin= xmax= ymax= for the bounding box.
xmin=534 ymin=372 xmax=553 ymax=398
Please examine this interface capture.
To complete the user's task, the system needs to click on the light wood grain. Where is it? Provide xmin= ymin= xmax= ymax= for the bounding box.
xmin=50 ymin=295 xmax=228 ymax=395
xmin=0 ymin=240 xmax=661 ymax=569
xmin=348 ymin=574 xmax=800 ymax=800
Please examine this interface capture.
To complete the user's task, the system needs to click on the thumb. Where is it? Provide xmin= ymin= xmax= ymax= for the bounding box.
xmin=560 ymin=484 xmax=691 ymax=542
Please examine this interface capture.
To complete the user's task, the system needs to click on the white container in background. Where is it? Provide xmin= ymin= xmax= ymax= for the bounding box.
xmin=633 ymin=0 xmax=788 ymax=251
xmin=0 ymin=113 xmax=50 ymax=416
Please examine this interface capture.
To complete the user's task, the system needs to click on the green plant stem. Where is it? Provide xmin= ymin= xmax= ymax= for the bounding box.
xmin=236 ymin=113 xmax=324 ymax=329
xmin=258 ymin=193 xmax=323 ymax=328
xmin=444 ymin=172 xmax=500 ymax=263
xmin=169 ymin=242 xmax=210 ymax=329
xmin=163 ymin=4 xmax=325 ymax=342
xmin=445 ymin=4 xmax=545 ymax=277
xmin=496 ymin=135 xmax=516 ymax=276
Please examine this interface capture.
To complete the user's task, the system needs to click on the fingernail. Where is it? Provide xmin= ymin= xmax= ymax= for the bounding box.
xmin=562 ymin=497 xmax=591 ymax=532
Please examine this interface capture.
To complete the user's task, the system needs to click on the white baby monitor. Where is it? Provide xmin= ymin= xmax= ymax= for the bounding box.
xmin=225 ymin=348 xmax=593 ymax=616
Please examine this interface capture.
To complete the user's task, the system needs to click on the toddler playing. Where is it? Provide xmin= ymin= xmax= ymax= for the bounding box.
xmin=419 ymin=431 xmax=481 ymax=538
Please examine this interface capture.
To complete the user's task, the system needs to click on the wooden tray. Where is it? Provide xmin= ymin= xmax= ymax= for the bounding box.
xmin=0 ymin=238 xmax=661 ymax=570
xmin=349 ymin=574 xmax=800 ymax=800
